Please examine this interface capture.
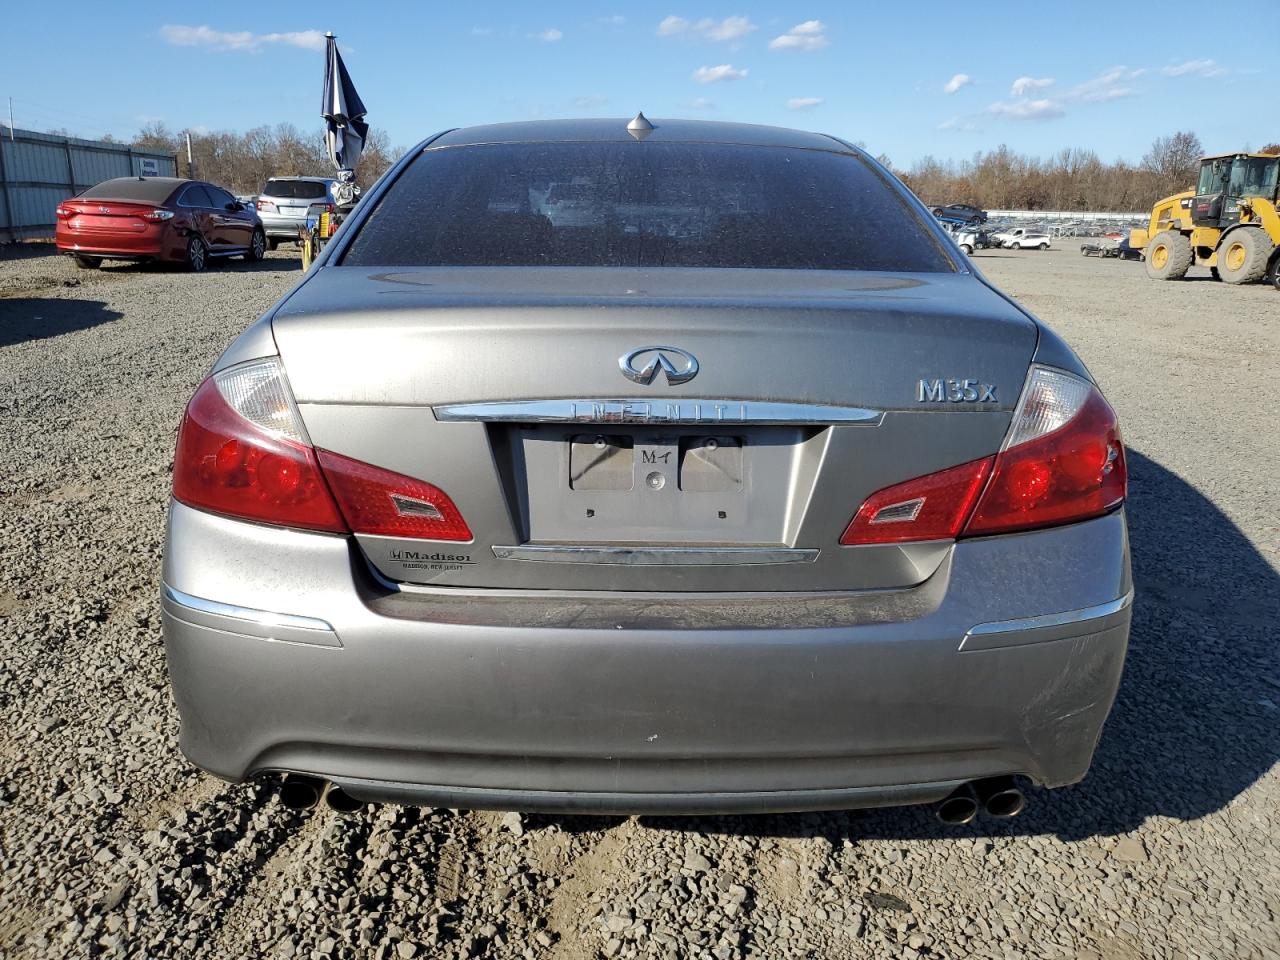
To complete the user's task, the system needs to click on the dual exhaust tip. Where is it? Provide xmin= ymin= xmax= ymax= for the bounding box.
xmin=277 ymin=775 xmax=364 ymax=813
xmin=935 ymin=776 xmax=1026 ymax=825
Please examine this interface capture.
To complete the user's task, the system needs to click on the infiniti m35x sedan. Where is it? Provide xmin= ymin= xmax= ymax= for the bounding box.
xmin=162 ymin=119 xmax=1131 ymax=821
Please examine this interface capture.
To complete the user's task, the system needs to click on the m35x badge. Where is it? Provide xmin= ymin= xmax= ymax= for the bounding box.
xmin=917 ymin=378 xmax=998 ymax=403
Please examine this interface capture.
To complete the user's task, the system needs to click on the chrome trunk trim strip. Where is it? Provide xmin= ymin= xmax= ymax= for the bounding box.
xmin=492 ymin=545 xmax=820 ymax=566
xmin=434 ymin=399 xmax=884 ymax=426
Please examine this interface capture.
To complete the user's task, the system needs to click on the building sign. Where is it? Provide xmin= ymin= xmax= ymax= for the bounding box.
xmin=139 ymin=157 xmax=160 ymax=177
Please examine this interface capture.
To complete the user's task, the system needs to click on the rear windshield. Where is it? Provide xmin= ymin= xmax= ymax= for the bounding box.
xmin=264 ymin=180 xmax=329 ymax=199
xmin=79 ymin=178 xmax=180 ymax=203
xmin=342 ymin=142 xmax=953 ymax=271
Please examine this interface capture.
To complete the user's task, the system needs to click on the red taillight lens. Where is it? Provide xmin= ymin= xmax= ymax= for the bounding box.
xmin=172 ymin=360 xmax=346 ymax=533
xmin=256 ymin=199 xmax=275 ymax=212
xmin=839 ymin=366 xmax=1126 ymax=545
xmin=55 ymin=205 xmax=74 ymax=219
xmin=317 ymin=450 xmax=473 ymax=542
xmin=143 ymin=208 xmax=174 ymax=222
xmin=964 ymin=387 xmax=1125 ymax=536
xmin=840 ymin=457 xmax=994 ymax=545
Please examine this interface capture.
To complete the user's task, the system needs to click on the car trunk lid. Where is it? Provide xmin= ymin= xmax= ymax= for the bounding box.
xmin=273 ymin=266 xmax=1037 ymax=592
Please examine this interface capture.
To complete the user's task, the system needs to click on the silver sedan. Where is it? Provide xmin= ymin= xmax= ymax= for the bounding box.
xmin=162 ymin=118 xmax=1130 ymax=821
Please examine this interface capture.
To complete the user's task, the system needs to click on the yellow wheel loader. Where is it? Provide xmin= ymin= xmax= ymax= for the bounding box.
xmin=1130 ymin=153 xmax=1280 ymax=284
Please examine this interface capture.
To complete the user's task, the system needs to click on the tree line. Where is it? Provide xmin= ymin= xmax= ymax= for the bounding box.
xmin=58 ymin=121 xmax=1280 ymax=213
xmin=128 ymin=122 xmax=404 ymax=196
xmin=893 ymin=132 xmax=1280 ymax=213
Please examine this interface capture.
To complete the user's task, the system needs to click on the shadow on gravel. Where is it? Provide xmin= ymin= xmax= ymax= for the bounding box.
xmin=637 ymin=449 xmax=1280 ymax=843
xmin=0 ymin=297 xmax=124 ymax=347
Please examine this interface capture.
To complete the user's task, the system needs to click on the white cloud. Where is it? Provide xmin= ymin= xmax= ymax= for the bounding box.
xmin=573 ymin=94 xmax=608 ymax=108
xmin=1161 ymin=59 xmax=1226 ymax=78
xmin=986 ymin=98 xmax=1065 ymax=121
xmin=600 ymin=15 xmax=627 ymax=25
xmin=531 ymin=28 xmax=563 ymax=42
xmin=769 ymin=20 xmax=828 ymax=51
xmin=658 ymin=16 xmax=757 ymax=41
xmin=1010 ymin=76 xmax=1054 ymax=96
xmin=1068 ymin=66 xmax=1140 ymax=103
xmin=688 ymin=97 xmax=715 ymax=110
xmin=786 ymin=97 xmax=824 ymax=110
xmin=938 ymin=117 xmax=979 ymax=132
xmin=692 ymin=63 xmax=748 ymax=84
xmin=160 ymin=24 xmax=326 ymax=52
xmin=472 ymin=27 xmax=492 ymax=36
xmin=943 ymin=73 xmax=971 ymax=94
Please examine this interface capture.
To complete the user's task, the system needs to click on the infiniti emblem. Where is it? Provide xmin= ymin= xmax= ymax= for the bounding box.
xmin=619 ymin=346 xmax=699 ymax=386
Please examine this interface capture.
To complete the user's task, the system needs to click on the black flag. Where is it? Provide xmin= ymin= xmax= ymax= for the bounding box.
xmin=322 ymin=33 xmax=369 ymax=171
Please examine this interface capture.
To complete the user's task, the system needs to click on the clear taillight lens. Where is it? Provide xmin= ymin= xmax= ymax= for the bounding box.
xmin=143 ymin=209 xmax=174 ymax=221
xmin=839 ymin=366 xmax=1126 ymax=545
xmin=172 ymin=358 xmax=346 ymax=533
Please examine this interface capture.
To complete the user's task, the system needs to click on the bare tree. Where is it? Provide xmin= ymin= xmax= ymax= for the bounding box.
xmin=1141 ymin=131 xmax=1203 ymax=197
xmin=129 ymin=123 xmax=406 ymax=195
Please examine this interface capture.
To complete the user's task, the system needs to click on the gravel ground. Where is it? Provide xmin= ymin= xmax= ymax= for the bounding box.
xmin=0 ymin=245 xmax=1277 ymax=960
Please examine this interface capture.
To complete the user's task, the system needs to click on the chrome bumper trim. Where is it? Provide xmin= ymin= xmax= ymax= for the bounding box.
xmin=491 ymin=545 xmax=820 ymax=566
xmin=961 ymin=589 xmax=1134 ymax=651
xmin=434 ymin=399 xmax=884 ymax=426
xmin=161 ymin=584 xmax=340 ymax=647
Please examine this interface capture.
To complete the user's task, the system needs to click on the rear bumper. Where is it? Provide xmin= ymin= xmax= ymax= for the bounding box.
xmin=56 ymin=241 xmax=165 ymax=260
xmin=258 ymin=213 xmax=307 ymax=238
xmin=162 ymin=501 xmax=1131 ymax=813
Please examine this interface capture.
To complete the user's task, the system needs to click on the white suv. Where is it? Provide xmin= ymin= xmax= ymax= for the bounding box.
xmin=255 ymin=177 xmax=339 ymax=248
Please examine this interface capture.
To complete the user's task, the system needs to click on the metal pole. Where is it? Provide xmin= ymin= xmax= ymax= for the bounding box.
xmin=185 ymin=131 xmax=194 ymax=179
xmin=7 ymin=97 xmax=13 ymax=140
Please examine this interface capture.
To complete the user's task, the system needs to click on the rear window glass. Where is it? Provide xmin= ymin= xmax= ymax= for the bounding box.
xmin=264 ymin=180 xmax=329 ymax=199
xmin=80 ymin=178 xmax=180 ymax=203
xmin=342 ymin=142 xmax=953 ymax=272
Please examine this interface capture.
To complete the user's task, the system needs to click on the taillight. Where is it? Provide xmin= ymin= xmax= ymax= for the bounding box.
xmin=840 ymin=457 xmax=993 ymax=545
xmin=839 ymin=366 xmax=1126 ymax=545
xmin=172 ymin=358 xmax=347 ymax=532
xmin=256 ymin=199 xmax=275 ymax=212
xmin=143 ymin=209 xmax=174 ymax=222
xmin=318 ymin=450 xmax=473 ymax=542
xmin=172 ymin=357 xmax=473 ymax=541
xmin=963 ymin=367 xmax=1126 ymax=535
xmin=55 ymin=205 xmax=74 ymax=219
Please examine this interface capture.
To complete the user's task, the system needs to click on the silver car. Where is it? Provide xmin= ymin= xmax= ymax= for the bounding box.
xmin=254 ymin=176 xmax=339 ymax=247
xmin=163 ymin=119 xmax=1131 ymax=821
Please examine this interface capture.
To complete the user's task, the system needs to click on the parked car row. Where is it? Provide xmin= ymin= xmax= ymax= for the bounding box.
xmin=945 ymin=223 xmax=1051 ymax=254
xmin=54 ymin=175 xmax=342 ymax=271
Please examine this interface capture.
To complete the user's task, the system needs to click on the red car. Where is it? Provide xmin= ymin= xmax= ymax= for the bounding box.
xmin=55 ymin=176 xmax=266 ymax=271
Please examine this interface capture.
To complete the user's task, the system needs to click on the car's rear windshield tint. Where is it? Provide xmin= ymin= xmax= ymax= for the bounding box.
xmin=341 ymin=142 xmax=954 ymax=271
xmin=264 ymin=180 xmax=329 ymax=199
xmin=79 ymin=178 xmax=181 ymax=203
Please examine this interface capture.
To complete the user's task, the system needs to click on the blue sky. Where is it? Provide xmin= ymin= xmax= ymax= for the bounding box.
xmin=3 ymin=1 xmax=1272 ymax=166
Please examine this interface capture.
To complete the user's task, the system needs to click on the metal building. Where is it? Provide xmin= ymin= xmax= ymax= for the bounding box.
xmin=0 ymin=128 xmax=178 ymax=242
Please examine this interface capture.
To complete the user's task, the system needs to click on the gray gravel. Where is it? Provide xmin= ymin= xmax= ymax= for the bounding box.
xmin=1 ymin=246 xmax=1277 ymax=960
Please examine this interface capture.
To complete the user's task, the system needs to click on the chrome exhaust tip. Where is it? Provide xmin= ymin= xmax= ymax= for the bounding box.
xmin=323 ymin=783 xmax=364 ymax=813
xmin=935 ymin=784 xmax=979 ymax=825
xmin=974 ymin=776 xmax=1025 ymax=818
xmin=278 ymin=774 xmax=324 ymax=811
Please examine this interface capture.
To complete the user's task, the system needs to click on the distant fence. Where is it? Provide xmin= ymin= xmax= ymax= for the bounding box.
xmin=0 ymin=127 xmax=178 ymax=242
xmin=986 ymin=209 xmax=1147 ymax=222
